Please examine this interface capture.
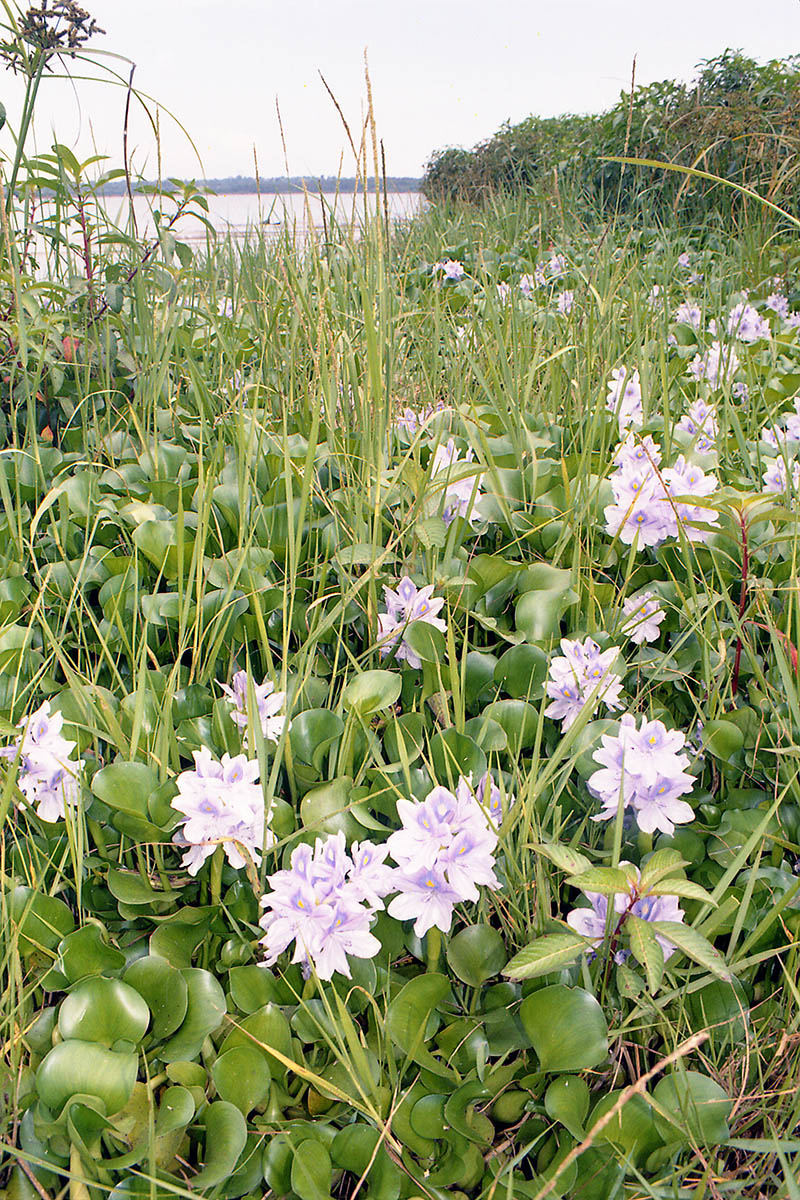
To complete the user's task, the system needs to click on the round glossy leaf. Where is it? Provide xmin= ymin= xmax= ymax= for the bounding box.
xmin=462 ymin=715 xmax=508 ymax=751
xmin=91 ymin=762 xmax=158 ymax=818
xmin=520 ymin=985 xmax=608 ymax=1072
xmin=9 ymin=887 xmax=75 ymax=956
xmin=545 ymin=1075 xmax=590 ymax=1139
xmin=402 ymin=621 xmax=447 ymax=664
xmin=157 ymin=969 xmax=226 ymax=1062
xmin=464 ymin=651 xmax=498 ymax=708
xmin=36 ymin=1041 xmax=138 ymax=1116
xmin=211 ymin=1045 xmax=270 ymax=1115
xmin=588 ymin=1090 xmax=660 ymax=1164
xmin=384 ymin=713 xmax=426 ymax=764
xmin=494 ymin=644 xmax=548 ymax=700
xmin=342 ymin=670 xmax=401 ymax=716
xmin=220 ymin=1002 xmax=293 ymax=1081
xmin=410 ymin=1093 xmax=447 ymax=1139
xmin=484 ymin=700 xmax=539 ymax=750
xmin=191 ymin=1101 xmax=248 ymax=1189
xmin=154 ymin=1085 xmax=195 ymax=1136
xmin=56 ymin=924 xmax=125 ymax=984
xmin=290 ymin=1137 xmax=333 ymax=1200
xmin=652 ymin=1071 xmax=732 ymax=1145
xmin=446 ymin=924 xmax=507 ymax=986
xmin=300 ymin=777 xmax=359 ymax=838
xmin=58 ymin=978 xmax=150 ymax=1048
xmin=700 ymin=719 xmax=744 ymax=760
xmin=386 ymin=973 xmax=453 ymax=1078
xmin=430 ymin=729 xmax=486 ymax=784
xmin=289 ymin=709 xmax=344 ymax=770
xmin=227 ymin=964 xmax=280 ymax=1013
xmin=123 ymin=956 xmax=189 ymax=1041
xmin=330 ymin=1124 xmax=400 ymax=1200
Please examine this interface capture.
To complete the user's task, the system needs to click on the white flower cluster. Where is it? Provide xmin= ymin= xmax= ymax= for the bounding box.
xmin=588 ymin=714 xmax=696 ymax=836
xmin=172 ymin=748 xmax=272 ymax=875
xmin=1 ymin=701 xmax=82 ymax=823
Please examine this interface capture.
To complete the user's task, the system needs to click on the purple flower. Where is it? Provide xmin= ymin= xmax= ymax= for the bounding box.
xmin=566 ymin=866 xmax=685 ymax=960
xmin=556 ymin=290 xmax=575 ymax=315
xmin=1 ymin=700 xmax=82 ymax=823
xmin=674 ymin=301 xmax=702 ymax=330
xmin=436 ymin=259 xmax=464 ymax=281
xmin=726 ymin=302 xmax=770 ymax=343
xmin=377 ymin=577 xmax=447 ymax=669
xmin=676 ymin=399 xmax=718 ymax=452
xmin=519 ymin=274 xmax=536 ymax=298
xmin=621 ymin=591 xmax=666 ymax=645
xmin=259 ymin=832 xmax=388 ymax=980
xmin=430 ymin=438 xmax=486 ymax=527
xmin=767 ymin=293 xmax=789 ymax=319
xmin=496 ymin=282 xmax=511 ymax=303
xmin=606 ymin=367 xmax=643 ymax=434
xmin=545 ymin=637 xmax=624 ymax=731
xmin=385 ymin=778 xmax=500 ymax=935
xmin=172 ymin=747 xmax=270 ymax=875
xmin=762 ymin=456 xmax=800 ymax=495
xmin=687 ymin=341 xmax=739 ymax=388
xmin=677 ymin=252 xmax=691 ymax=268
xmin=588 ymin=714 xmax=695 ymax=836
xmin=386 ymin=867 xmax=463 ymax=938
xmin=220 ymin=671 xmax=289 ymax=747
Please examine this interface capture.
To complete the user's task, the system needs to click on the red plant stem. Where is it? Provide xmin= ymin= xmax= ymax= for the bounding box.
xmin=75 ymin=190 xmax=95 ymax=312
xmin=731 ymin=509 xmax=749 ymax=698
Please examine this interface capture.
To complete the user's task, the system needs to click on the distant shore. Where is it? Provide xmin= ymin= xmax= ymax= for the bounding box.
xmin=97 ymin=175 xmax=422 ymax=197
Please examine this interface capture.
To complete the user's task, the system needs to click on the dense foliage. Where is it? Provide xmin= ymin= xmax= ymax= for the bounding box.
xmin=1 ymin=7 xmax=800 ymax=1199
xmin=422 ymin=50 xmax=800 ymax=219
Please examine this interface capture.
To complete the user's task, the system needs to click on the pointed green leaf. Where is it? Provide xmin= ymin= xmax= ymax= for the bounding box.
xmin=648 ymin=921 xmax=731 ymax=980
xmin=626 ymin=916 xmax=665 ymax=992
xmin=504 ymin=932 xmax=588 ymax=980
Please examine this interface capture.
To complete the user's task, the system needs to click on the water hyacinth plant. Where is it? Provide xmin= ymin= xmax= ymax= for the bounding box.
xmin=1 ymin=19 xmax=799 ymax=1196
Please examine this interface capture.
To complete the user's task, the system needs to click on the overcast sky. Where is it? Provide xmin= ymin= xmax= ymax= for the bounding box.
xmin=2 ymin=0 xmax=800 ymax=181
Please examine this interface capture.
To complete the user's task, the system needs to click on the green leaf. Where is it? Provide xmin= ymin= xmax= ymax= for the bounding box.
xmin=484 ymin=699 xmax=539 ymax=750
xmin=534 ymin=843 xmax=593 ymax=875
xmin=446 ymin=924 xmax=507 ymax=986
xmin=493 ymin=644 xmax=548 ymax=700
xmin=430 ymin=728 xmax=486 ymax=784
xmin=652 ymin=1071 xmax=732 ymax=1145
xmin=299 ymin=777 xmax=359 ymax=839
xmin=123 ymin=956 xmax=189 ymax=1041
xmin=227 ymin=964 xmax=280 ymax=1014
xmin=626 ymin=916 xmax=665 ymax=992
xmin=637 ymin=848 xmax=687 ymax=887
xmin=504 ymin=932 xmax=587 ymax=980
xmin=289 ymin=709 xmax=344 ymax=770
xmin=36 ymin=1041 xmax=138 ymax=1117
xmin=56 ymin=924 xmax=125 ymax=983
xmin=342 ymin=670 xmax=401 ymax=716
xmin=158 ymin=969 xmax=226 ymax=1062
xmin=648 ymin=921 xmax=731 ymax=980
xmin=290 ymin=1138 xmax=333 ymax=1200
xmin=520 ymin=985 xmax=608 ymax=1072
xmin=588 ymin=1091 xmax=661 ymax=1164
xmin=515 ymin=565 xmax=576 ymax=642
xmin=191 ymin=1101 xmax=248 ymax=1189
xmin=58 ymin=978 xmax=150 ymax=1048
xmin=330 ymin=1125 xmax=400 ymax=1200
xmin=544 ymin=1075 xmax=590 ymax=1139
xmin=566 ymin=867 xmax=634 ymax=895
xmin=91 ymin=762 xmax=158 ymax=818
xmin=403 ymin=620 xmax=447 ymax=664
xmin=647 ymin=878 xmax=716 ymax=904
xmin=8 ymin=887 xmax=74 ymax=955
xmin=210 ymin=1045 xmax=270 ymax=1116
xmin=386 ymin=973 xmax=454 ymax=1078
